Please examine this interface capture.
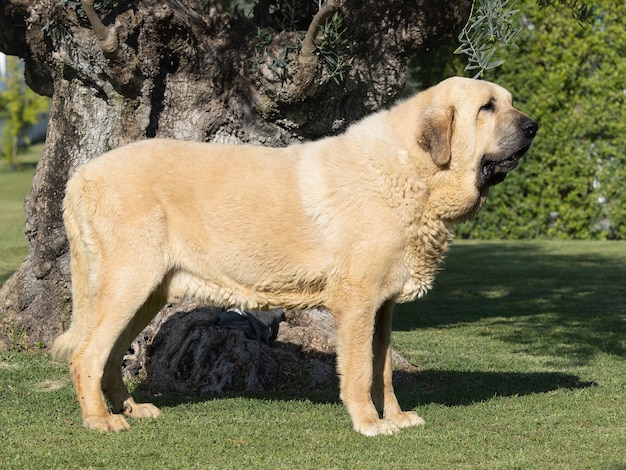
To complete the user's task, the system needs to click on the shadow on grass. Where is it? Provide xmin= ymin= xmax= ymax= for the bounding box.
xmin=138 ymin=367 xmax=595 ymax=412
xmin=0 ymin=161 xmax=38 ymax=175
xmin=394 ymin=241 xmax=626 ymax=362
xmin=14 ymin=161 xmax=38 ymax=172
xmin=394 ymin=369 xmax=595 ymax=408
xmin=1 ymin=271 xmax=13 ymax=285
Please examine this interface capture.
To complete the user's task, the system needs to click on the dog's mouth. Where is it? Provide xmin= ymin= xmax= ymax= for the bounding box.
xmin=478 ymin=143 xmax=532 ymax=188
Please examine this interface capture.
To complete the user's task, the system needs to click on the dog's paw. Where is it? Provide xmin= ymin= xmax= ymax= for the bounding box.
xmin=83 ymin=414 xmax=130 ymax=431
xmin=123 ymin=402 xmax=162 ymax=419
xmin=386 ymin=410 xmax=425 ymax=429
xmin=353 ymin=418 xmax=400 ymax=436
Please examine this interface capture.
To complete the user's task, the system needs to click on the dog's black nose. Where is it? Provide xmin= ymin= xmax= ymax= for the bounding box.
xmin=523 ymin=118 xmax=539 ymax=138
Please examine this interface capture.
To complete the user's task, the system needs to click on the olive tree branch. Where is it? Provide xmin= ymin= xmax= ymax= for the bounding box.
xmin=81 ymin=0 xmax=118 ymax=54
xmin=299 ymin=0 xmax=342 ymax=65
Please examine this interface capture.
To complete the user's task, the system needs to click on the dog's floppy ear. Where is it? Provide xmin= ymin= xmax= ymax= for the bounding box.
xmin=418 ymin=106 xmax=454 ymax=167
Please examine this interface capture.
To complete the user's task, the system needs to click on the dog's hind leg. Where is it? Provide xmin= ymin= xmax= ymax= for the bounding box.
xmin=371 ymin=300 xmax=425 ymax=430
xmin=70 ymin=264 xmax=166 ymax=432
xmin=102 ymin=292 xmax=166 ymax=421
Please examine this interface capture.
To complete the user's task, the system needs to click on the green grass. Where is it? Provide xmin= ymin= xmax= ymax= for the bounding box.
xmin=1 ymin=241 xmax=624 ymax=469
xmin=0 ymin=143 xmax=42 ymax=284
xmin=1 ymin=161 xmax=625 ymax=468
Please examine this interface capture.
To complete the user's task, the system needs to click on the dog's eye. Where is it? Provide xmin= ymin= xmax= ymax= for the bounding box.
xmin=480 ymin=100 xmax=495 ymax=113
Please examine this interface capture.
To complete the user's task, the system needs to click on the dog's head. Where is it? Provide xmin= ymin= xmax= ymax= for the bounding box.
xmin=410 ymin=77 xmax=538 ymax=220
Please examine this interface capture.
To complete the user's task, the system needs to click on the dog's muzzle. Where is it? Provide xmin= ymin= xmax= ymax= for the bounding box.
xmin=479 ymin=117 xmax=538 ymax=188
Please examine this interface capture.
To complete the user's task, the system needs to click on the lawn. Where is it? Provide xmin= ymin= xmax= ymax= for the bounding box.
xmin=1 ymin=153 xmax=625 ymax=468
xmin=0 ymin=143 xmax=43 ymax=284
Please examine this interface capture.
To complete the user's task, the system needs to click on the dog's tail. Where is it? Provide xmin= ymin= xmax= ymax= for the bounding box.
xmin=51 ymin=171 xmax=92 ymax=363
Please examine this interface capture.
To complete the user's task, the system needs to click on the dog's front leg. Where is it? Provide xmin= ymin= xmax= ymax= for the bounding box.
xmin=372 ymin=300 xmax=425 ymax=430
xmin=334 ymin=301 xmax=400 ymax=436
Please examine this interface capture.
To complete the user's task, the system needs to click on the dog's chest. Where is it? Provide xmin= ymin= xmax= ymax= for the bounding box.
xmin=396 ymin=214 xmax=453 ymax=303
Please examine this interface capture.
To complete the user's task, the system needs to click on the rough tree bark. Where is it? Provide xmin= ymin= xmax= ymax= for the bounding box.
xmin=0 ymin=0 xmax=472 ymax=389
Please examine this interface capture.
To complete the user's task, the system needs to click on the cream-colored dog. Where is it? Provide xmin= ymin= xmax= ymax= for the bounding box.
xmin=52 ymin=77 xmax=537 ymax=436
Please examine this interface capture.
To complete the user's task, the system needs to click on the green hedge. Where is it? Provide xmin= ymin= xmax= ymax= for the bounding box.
xmin=412 ymin=0 xmax=626 ymax=239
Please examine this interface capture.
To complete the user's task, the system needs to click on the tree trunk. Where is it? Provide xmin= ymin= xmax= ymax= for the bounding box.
xmin=0 ymin=0 xmax=471 ymax=387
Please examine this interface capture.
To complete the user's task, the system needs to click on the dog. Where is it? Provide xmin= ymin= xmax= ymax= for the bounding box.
xmin=52 ymin=76 xmax=537 ymax=436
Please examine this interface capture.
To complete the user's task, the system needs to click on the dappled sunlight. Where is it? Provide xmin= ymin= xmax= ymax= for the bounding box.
xmin=479 ymin=288 xmax=510 ymax=299
xmin=480 ymin=312 xmax=626 ymax=366
xmin=394 ymin=240 xmax=626 ymax=364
